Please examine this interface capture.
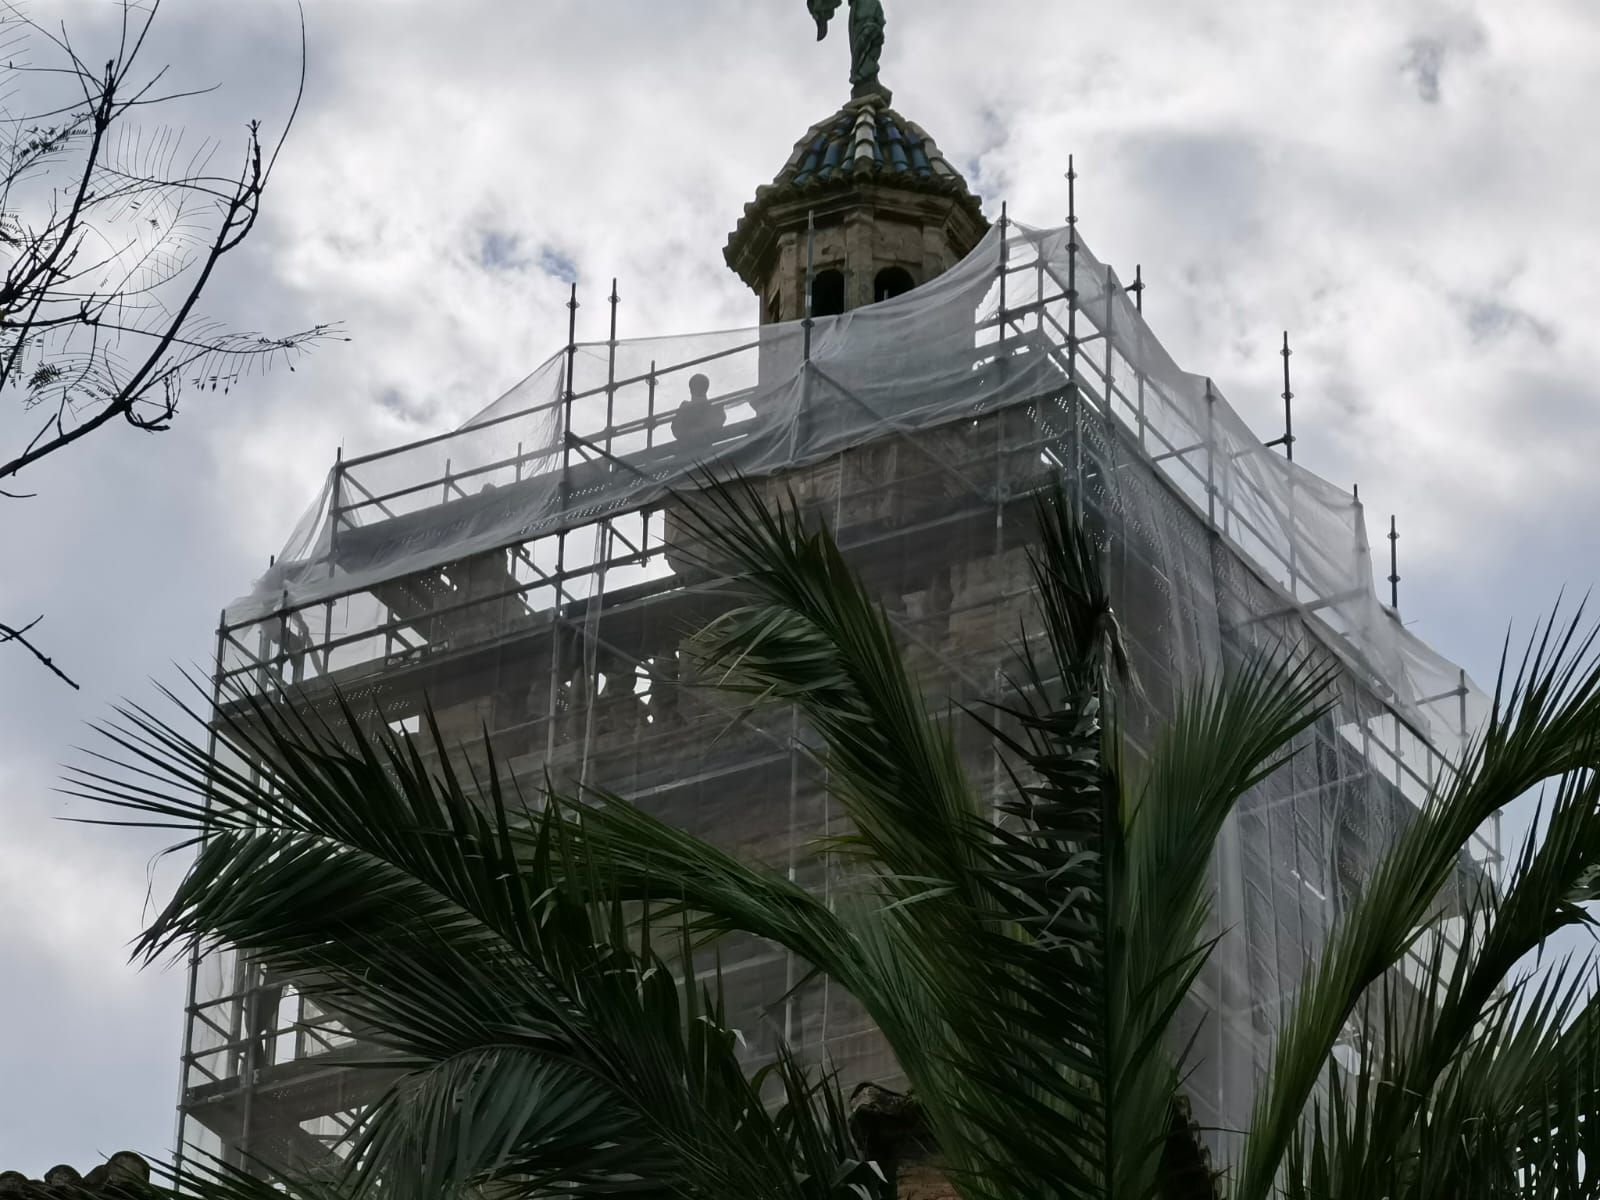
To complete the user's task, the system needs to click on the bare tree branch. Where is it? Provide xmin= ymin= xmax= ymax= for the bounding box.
xmin=0 ymin=0 xmax=333 ymax=685
xmin=0 ymin=615 xmax=79 ymax=688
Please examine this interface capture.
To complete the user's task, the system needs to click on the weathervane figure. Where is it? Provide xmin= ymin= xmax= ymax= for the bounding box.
xmin=809 ymin=0 xmax=889 ymax=102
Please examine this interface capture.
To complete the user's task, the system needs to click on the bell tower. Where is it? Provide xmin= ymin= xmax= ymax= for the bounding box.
xmin=725 ymin=93 xmax=988 ymax=324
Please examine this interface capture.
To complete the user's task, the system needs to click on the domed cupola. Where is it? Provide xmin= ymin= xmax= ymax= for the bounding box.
xmin=725 ymin=92 xmax=988 ymax=325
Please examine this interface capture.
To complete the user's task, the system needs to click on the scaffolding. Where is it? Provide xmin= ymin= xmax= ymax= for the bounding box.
xmin=177 ymin=215 xmax=1498 ymax=1175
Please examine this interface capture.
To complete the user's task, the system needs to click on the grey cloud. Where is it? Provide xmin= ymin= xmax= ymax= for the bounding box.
xmin=536 ymin=246 xmax=579 ymax=286
xmin=1400 ymin=18 xmax=1488 ymax=105
xmin=1403 ymin=37 xmax=1448 ymax=103
xmin=376 ymin=386 xmax=437 ymax=425
xmin=1462 ymin=297 xmax=1557 ymax=347
xmin=477 ymin=230 xmax=532 ymax=272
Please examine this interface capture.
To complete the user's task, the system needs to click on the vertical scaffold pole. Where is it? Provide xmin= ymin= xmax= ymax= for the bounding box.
xmin=997 ymin=200 xmax=1009 ymax=331
xmin=803 ymin=209 xmax=817 ymax=362
xmin=995 ymin=202 xmax=1010 ymax=509
xmin=173 ymin=612 xmax=231 ymax=1184
xmin=992 ymin=202 xmax=1011 ymax=766
xmin=784 ymin=704 xmax=801 ymax=1047
xmin=645 ymin=360 xmax=658 ymax=449
xmin=1388 ymin=515 xmax=1401 ymax=611
xmin=985 ymin=202 xmax=1011 ymax=531
xmin=1102 ymin=264 xmax=1117 ymax=425
xmin=1280 ymin=331 xmax=1296 ymax=463
xmin=1035 ymin=220 xmax=1046 ymax=339
xmin=983 ymin=199 xmax=1011 ymax=820
xmin=1204 ymin=376 xmax=1218 ymax=528
xmin=1101 ymin=262 xmax=1117 ymax=491
xmin=321 ymin=455 xmax=339 ymax=674
xmin=276 ymin=588 xmax=291 ymax=686
xmin=1352 ymin=485 xmax=1367 ymax=607
xmin=1133 ymin=265 xmax=1147 ymax=452
xmin=549 ymin=282 xmax=580 ymax=763
xmin=605 ymin=278 xmax=620 ymax=458
xmin=564 ymin=281 xmax=580 ymax=469
xmin=561 ymin=280 xmax=580 ymax=509
xmin=1066 ymin=157 xmax=1082 ymax=518
xmin=1280 ymin=333 xmax=1299 ymax=598
xmin=327 ymin=446 xmax=343 ymax=580
xmin=1104 ymin=263 xmax=1127 ymax=591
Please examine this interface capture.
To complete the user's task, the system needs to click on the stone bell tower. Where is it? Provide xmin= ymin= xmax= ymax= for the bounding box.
xmin=724 ymin=93 xmax=989 ymax=323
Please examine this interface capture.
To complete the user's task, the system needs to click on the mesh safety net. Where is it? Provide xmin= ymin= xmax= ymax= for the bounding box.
xmin=187 ymin=218 xmax=1496 ymax=1173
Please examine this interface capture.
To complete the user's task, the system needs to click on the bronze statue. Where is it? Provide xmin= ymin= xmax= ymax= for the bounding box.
xmin=809 ymin=0 xmax=889 ymax=102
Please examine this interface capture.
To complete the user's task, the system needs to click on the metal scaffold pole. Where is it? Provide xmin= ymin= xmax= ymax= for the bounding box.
xmin=991 ymin=202 xmax=1012 ymax=818
xmin=803 ymin=209 xmax=817 ymax=362
xmin=1133 ymin=264 xmax=1147 ymax=452
xmin=1065 ymin=157 xmax=1081 ymax=518
xmin=1204 ymin=376 xmax=1218 ymax=527
xmin=646 ymin=359 xmax=658 ymax=449
xmin=606 ymin=278 xmax=621 ymax=457
xmin=997 ymin=200 xmax=1009 ymax=328
xmin=1102 ymin=263 xmax=1127 ymax=584
xmin=173 ymin=613 xmax=232 ymax=1181
xmin=549 ymin=282 xmax=581 ymax=763
xmin=1274 ymin=333 xmax=1299 ymax=598
xmin=1388 ymin=515 xmax=1401 ymax=611
xmin=1280 ymin=331 xmax=1296 ymax=462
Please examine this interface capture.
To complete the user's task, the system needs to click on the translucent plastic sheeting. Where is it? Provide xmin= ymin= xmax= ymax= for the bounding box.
xmin=232 ymin=219 xmax=1485 ymax=762
xmin=196 ymin=215 xmax=1500 ymax=1171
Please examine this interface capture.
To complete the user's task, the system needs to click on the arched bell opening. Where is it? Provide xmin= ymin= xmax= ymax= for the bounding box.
xmin=811 ymin=268 xmax=847 ymax=318
xmin=874 ymin=266 xmax=916 ymax=303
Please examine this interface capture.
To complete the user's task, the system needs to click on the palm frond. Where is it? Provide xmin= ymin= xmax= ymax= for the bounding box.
xmin=1239 ymin=605 xmax=1600 ymax=1200
xmin=673 ymin=473 xmax=987 ymax=905
xmin=661 ymin=477 xmax=1329 ymax=1200
xmin=1284 ymin=758 xmax=1600 ymax=1198
xmin=71 ymin=684 xmax=886 ymax=1200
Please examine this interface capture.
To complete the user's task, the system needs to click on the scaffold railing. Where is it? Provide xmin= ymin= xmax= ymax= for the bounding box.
xmin=180 ymin=213 xmax=1499 ymax=1174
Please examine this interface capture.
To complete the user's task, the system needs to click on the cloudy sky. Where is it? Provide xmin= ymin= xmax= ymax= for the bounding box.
xmin=1 ymin=0 xmax=1597 ymax=1173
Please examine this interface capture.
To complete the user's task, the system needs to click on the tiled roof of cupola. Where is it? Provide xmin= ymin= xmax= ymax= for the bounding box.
xmin=727 ymin=94 xmax=983 ymax=260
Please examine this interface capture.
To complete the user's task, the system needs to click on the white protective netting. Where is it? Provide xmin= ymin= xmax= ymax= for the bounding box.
xmin=234 ymin=220 xmax=1486 ymax=756
xmin=200 ymin=217 xmax=1495 ymax=1169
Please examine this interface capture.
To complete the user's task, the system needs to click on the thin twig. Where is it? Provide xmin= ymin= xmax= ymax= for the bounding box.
xmin=0 ymin=615 xmax=80 ymax=688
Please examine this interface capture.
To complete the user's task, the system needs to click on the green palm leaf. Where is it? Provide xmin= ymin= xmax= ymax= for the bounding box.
xmin=71 ymin=684 xmax=885 ymax=1200
xmin=643 ymin=478 xmax=1330 ymax=1200
xmin=1240 ymin=608 xmax=1600 ymax=1200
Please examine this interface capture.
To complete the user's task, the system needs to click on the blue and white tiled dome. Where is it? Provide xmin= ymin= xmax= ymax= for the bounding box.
xmin=729 ymin=94 xmax=983 ymax=256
